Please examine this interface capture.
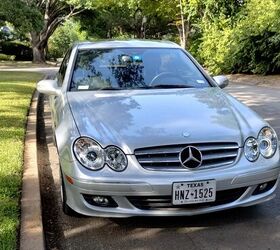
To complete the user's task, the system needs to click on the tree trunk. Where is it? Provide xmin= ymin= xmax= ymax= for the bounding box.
xmin=31 ymin=32 xmax=46 ymax=63
xmin=179 ymin=0 xmax=186 ymax=49
xmin=32 ymin=45 xmax=45 ymax=64
xmin=184 ymin=21 xmax=191 ymax=48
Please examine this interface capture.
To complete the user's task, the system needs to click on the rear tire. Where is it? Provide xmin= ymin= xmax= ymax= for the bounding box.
xmin=61 ymin=174 xmax=77 ymax=216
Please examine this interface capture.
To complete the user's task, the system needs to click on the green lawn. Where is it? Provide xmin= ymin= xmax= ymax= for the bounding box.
xmin=0 ymin=71 xmax=43 ymax=250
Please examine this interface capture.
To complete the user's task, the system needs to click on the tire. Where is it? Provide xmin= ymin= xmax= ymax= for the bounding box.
xmin=60 ymin=173 xmax=77 ymax=216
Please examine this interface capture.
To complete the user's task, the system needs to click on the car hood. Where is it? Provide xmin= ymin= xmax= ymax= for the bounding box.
xmin=67 ymin=87 xmax=266 ymax=154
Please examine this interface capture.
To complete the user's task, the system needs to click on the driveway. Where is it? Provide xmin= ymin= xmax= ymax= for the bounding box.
xmin=37 ymin=83 xmax=280 ymax=250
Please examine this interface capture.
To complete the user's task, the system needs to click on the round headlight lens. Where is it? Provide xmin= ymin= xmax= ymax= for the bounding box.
xmin=73 ymin=137 xmax=105 ymax=170
xmin=105 ymin=146 xmax=128 ymax=172
xmin=258 ymin=127 xmax=278 ymax=158
xmin=244 ymin=137 xmax=259 ymax=162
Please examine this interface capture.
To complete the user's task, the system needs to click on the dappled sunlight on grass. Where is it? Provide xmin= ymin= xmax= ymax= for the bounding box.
xmin=0 ymin=72 xmax=43 ymax=83
xmin=0 ymin=71 xmax=42 ymax=249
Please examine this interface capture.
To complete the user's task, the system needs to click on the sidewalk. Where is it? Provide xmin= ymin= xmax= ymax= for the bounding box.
xmin=228 ymin=74 xmax=280 ymax=89
xmin=0 ymin=67 xmax=58 ymax=76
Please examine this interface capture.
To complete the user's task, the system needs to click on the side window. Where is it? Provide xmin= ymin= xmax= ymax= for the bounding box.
xmin=57 ymin=49 xmax=71 ymax=87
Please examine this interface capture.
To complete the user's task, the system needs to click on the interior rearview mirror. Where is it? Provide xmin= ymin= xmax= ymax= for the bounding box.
xmin=37 ymin=79 xmax=60 ymax=96
xmin=213 ymin=75 xmax=229 ymax=89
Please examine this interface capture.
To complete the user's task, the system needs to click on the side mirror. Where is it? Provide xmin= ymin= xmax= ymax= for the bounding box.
xmin=213 ymin=75 xmax=229 ymax=89
xmin=37 ymin=79 xmax=60 ymax=96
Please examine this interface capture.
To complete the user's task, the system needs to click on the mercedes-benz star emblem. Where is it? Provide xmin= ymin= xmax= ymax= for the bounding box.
xmin=179 ymin=146 xmax=202 ymax=168
xmin=182 ymin=131 xmax=190 ymax=138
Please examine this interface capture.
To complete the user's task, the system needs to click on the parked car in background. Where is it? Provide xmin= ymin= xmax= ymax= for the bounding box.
xmin=37 ymin=40 xmax=280 ymax=217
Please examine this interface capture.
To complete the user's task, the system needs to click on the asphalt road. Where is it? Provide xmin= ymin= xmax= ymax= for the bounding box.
xmin=37 ymin=84 xmax=280 ymax=250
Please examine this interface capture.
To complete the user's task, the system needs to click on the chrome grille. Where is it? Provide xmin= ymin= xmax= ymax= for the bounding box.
xmin=134 ymin=142 xmax=240 ymax=171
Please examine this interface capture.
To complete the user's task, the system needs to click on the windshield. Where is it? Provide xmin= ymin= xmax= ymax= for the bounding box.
xmin=70 ymin=48 xmax=210 ymax=91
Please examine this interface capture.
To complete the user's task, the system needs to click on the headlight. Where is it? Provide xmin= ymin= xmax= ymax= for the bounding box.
xmin=73 ymin=137 xmax=105 ymax=170
xmin=244 ymin=137 xmax=259 ymax=162
xmin=73 ymin=137 xmax=128 ymax=171
xmin=258 ymin=127 xmax=278 ymax=158
xmin=105 ymin=146 xmax=128 ymax=172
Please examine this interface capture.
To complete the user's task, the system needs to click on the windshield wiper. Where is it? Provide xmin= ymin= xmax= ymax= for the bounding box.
xmin=93 ymin=84 xmax=193 ymax=90
xmin=96 ymin=87 xmax=122 ymax=90
xmin=150 ymin=84 xmax=193 ymax=89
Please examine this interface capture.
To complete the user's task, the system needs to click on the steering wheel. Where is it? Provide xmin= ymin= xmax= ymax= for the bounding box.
xmin=150 ymin=72 xmax=186 ymax=86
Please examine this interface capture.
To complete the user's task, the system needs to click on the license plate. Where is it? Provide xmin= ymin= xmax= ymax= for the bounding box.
xmin=172 ymin=180 xmax=216 ymax=205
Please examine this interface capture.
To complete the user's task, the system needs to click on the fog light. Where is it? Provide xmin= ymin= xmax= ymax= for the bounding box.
xmin=252 ymin=180 xmax=277 ymax=195
xmin=93 ymin=196 xmax=109 ymax=206
xmin=259 ymin=183 xmax=268 ymax=191
xmin=82 ymin=194 xmax=118 ymax=207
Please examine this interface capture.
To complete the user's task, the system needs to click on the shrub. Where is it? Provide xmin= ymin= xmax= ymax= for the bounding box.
xmin=192 ymin=0 xmax=280 ymax=75
xmin=230 ymin=31 xmax=280 ymax=74
xmin=193 ymin=17 xmax=235 ymax=75
xmin=0 ymin=53 xmax=15 ymax=61
xmin=48 ymin=20 xmax=87 ymax=59
xmin=0 ymin=41 xmax=32 ymax=61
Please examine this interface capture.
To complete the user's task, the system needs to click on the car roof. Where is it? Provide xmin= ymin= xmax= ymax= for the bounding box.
xmin=76 ymin=40 xmax=181 ymax=50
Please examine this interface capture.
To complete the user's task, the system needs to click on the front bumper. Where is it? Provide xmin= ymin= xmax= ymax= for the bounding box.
xmin=62 ymin=153 xmax=280 ymax=217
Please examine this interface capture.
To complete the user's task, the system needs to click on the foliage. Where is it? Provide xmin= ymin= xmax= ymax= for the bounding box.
xmin=0 ymin=53 xmax=15 ymax=61
xmin=0 ymin=71 xmax=43 ymax=250
xmin=229 ymin=0 xmax=280 ymax=74
xmin=0 ymin=41 xmax=32 ymax=61
xmin=0 ymin=0 xmax=97 ymax=62
xmin=194 ymin=0 xmax=280 ymax=74
xmin=0 ymin=0 xmax=42 ymax=33
xmin=192 ymin=16 xmax=235 ymax=74
xmin=79 ymin=0 xmax=176 ymax=40
xmin=48 ymin=20 xmax=87 ymax=59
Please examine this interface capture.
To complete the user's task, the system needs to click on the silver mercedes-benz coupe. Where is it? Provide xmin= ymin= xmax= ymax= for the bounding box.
xmin=37 ymin=40 xmax=280 ymax=217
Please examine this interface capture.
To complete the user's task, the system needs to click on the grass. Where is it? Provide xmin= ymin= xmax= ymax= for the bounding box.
xmin=0 ymin=71 xmax=43 ymax=250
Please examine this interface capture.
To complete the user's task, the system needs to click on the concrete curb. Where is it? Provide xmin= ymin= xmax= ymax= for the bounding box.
xmin=20 ymin=91 xmax=45 ymax=250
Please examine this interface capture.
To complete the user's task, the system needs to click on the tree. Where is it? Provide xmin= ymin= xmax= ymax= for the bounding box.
xmin=0 ymin=0 xmax=98 ymax=63
xmin=25 ymin=0 xmax=92 ymax=63
xmin=0 ymin=0 xmax=42 ymax=33
xmin=136 ymin=0 xmax=202 ymax=49
xmin=79 ymin=0 xmax=175 ymax=40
